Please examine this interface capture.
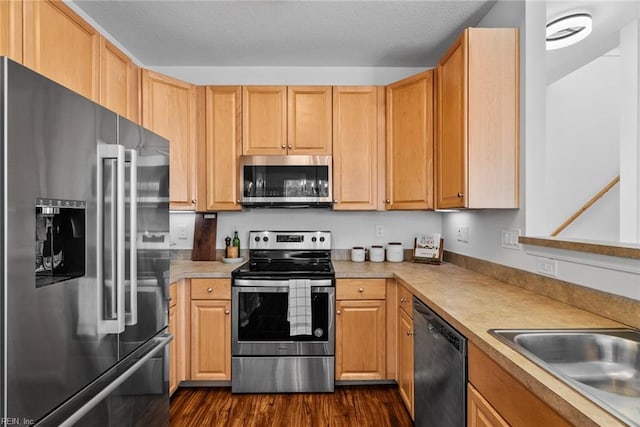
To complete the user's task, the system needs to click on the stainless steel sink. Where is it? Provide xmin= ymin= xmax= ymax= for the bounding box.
xmin=489 ymin=329 xmax=640 ymax=426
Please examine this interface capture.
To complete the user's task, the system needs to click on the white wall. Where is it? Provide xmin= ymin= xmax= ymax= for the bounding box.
xmin=545 ymin=53 xmax=620 ymax=241
xmin=171 ymin=210 xmax=442 ymax=253
xmin=440 ymin=1 xmax=640 ymax=301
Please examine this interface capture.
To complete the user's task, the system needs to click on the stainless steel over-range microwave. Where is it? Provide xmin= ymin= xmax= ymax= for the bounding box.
xmin=240 ymin=155 xmax=333 ymax=207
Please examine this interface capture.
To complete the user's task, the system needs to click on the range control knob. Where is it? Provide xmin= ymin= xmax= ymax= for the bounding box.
xmin=311 ymin=237 xmax=317 ymax=242
xmin=314 ymin=328 xmax=324 ymax=338
xmin=263 ymin=236 xmax=269 ymax=242
xmin=254 ymin=236 xmax=260 ymax=242
xmin=319 ymin=237 xmax=325 ymax=242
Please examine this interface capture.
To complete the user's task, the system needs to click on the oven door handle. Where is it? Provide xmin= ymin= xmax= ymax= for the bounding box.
xmin=233 ymin=279 xmax=333 ymax=288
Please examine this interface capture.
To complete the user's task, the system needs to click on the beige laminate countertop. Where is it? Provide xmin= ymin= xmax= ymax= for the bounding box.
xmin=170 ymin=259 xmax=631 ymax=426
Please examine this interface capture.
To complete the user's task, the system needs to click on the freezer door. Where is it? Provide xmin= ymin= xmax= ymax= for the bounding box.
xmin=2 ymin=60 xmax=121 ymax=422
xmin=36 ymin=332 xmax=171 ymax=427
xmin=117 ymin=117 xmax=169 ymax=360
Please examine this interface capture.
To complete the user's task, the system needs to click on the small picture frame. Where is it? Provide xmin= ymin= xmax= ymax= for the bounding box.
xmin=412 ymin=233 xmax=444 ymax=264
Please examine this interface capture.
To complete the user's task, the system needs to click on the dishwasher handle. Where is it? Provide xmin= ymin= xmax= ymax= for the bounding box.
xmin=413 ymin=298 xmax=466 ymax=355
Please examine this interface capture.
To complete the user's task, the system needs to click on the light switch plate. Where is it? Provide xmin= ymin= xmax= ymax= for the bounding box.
xmin=501 ymin=229 xmax=521 ymax=250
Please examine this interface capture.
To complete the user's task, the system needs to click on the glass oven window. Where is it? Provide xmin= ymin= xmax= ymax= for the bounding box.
xmin=237 ymin=291 xmax=329 ymax=341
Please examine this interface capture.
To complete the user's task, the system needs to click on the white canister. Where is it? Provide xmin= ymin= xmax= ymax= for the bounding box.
xmin=386 ymin=242 xmax=404 ymax=262
xmin=351 ymin=246 xmax=365 ymax=262
xmin=370 ymin=245 xmax=385 ymax=262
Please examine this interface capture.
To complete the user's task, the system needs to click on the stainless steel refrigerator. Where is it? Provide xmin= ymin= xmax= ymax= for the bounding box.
xmin=0 ymin=57 xmax=171 ymax=426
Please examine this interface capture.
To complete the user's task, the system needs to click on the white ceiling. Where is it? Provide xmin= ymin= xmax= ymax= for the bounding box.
xmin=71 ymin=0 xmax=497 ymax=67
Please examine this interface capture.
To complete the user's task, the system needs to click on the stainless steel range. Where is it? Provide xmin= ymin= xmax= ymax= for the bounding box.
xmin=231 ymin=230 xmax=335 ymax=393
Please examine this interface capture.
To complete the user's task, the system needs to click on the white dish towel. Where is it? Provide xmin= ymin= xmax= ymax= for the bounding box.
xmin=288 ymin=279 xmax=312 ymax=336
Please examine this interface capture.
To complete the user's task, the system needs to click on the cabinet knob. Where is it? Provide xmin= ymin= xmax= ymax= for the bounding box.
xmin=457 ymin=192 xmax=464 ymax=198
xmin=281 ymin=145 xmax=286 ymax=149
xmin=236 ymin=199 xmax=241 ymax=204
xmin=333 ymin=199 xmax=338 ymax=204
xmin=400 ymin=298 xmax=406 ymax=303
xmin=192 ymin=199 xmax=197 ymax=204
xmin=288 ymin=144 xmax=292 ymax=149
xmin=207 ymin=287 xmax=213 ymax=293
xmin=385 ymin=199 xmax=390 ymax=204
xmin=406 ymin=331 xmax=414 ymax=336
xmin=337 ymin=310 xmax=341 ymax=315
xmin=225 ymin=310 xmax=230 ymax=315
xmin=358 ymin=288 xmax=364 ymax=293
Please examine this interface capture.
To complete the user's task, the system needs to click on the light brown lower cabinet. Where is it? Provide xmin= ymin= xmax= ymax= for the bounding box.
xmin=190 ymin=279 xmax=231 ymax=381
xmin=468 ymin=342 xmax=571 ymax=426
xmin=335 ymin=279 xmax=386 ymax=380
xmin=397 ymin=304 xmax=414 ymax=418
xmin=468 ymin=383 xmax=508 ymax=427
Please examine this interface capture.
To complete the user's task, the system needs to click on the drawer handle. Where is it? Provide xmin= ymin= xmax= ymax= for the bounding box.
xmin=207 ymin=287 xmax=213 ymax=293
xmin=225 ymin=310 xmax=230 ymax=315
xmin=358 ymin=288 xmax=364 ymax=293
xmin=400 ymin=298 xmax=406 ymax=303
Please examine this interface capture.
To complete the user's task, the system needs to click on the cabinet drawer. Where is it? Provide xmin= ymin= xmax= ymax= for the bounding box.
xmin=169 ymin=283 xmax=178 ymax=308
xmin=336 ymin=279 xmax=386 ymax=300
xmin=398 ymin=285 xmax=413 ymax=318
xmin=191 ymin=278 xmax=231 ymax=300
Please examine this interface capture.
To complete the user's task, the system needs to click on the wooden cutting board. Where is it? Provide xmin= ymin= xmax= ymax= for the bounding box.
xmin=191 ymin=213 xmax=217 ymax=261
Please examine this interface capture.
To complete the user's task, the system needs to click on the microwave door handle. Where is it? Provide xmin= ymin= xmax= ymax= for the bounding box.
xmin=97 ymin=144 xmax=126 ymax=334
xmin=124 ymin=149 xmax=138 ymax=326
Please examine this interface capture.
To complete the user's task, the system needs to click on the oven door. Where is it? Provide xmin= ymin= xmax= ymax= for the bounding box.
xmin=231 ymin=279 xmax=335 ymax=356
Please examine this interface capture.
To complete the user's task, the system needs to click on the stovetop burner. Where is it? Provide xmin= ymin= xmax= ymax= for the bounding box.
xmin=232 ymin=231 xmax=335 ymax=280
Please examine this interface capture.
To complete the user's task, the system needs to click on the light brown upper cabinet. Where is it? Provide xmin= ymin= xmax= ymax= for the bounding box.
xmin=242 ymin=86 xmax=287 ymax=155
xmin=202 ymin=86 xmax=242 ymax=211
xmin=142 ymin=70 xmax=198 ymax=210
xmin=436 ymin=28 xmax=519 ymax=209
xmin=99 ymin=38 xmax=140 ymax=123
xmin=386 ymin=70 xmax=434 ymax=210
xmin=23 ymin=0 xmax=100 ymax=101
xmin=0 ymin=0 xmax=23 ymax=63
xmin=242 ymin=86 xmax=332 ymax=155
xmin=288 ymin=86 xmax=332 ymax=155
xmin=332 ymin=86 xmax=385 ymax=210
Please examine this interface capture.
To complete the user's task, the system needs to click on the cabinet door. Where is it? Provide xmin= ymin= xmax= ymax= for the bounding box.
xmin=242 ymin=86 xmax=287 ymax=155
xmin=142 ymin=70 xmax=197 ymax=210
xmin=190 ymin=299 xmax=231 ymax=381
xmin=333 ymin=87 xmax=384 ymax=210
xmin=288 ymin=86 xmax=332 ymax=155
xmin=99 ymin=38 xmax=139 ymax=123
xmin=398 ymin=306 xmax=414 ymax=418
xmin=436 ymin=33 xmax=467 ymax=209
xmin=468 ymin=383 xmax=509 ymax=427
xmin=169 ymin=304 xmax=178 ymax=396
xmin=0 ymin=0 xmax=23 ymax=63
xmin=204 ymin=86 xmax=242 ymax=211
xmin=335 ymin=299 xmax=386 ymax=380
xmin=386 ymin=70 xmax=434 ymax=210
xmin=24 ymin=0 xmax=100 ymax=101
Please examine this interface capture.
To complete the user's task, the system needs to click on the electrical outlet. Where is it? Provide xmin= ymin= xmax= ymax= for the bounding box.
xmin=178 ymin=224 xmax=188 ymax=240
xmin=375 ymin=225 xmax=384 ymax=238
xmin=501 ymin=229 xmax=521 ymax=250
xmin=536 ymin=257 xmax=558 ymax=277
xmin=456 ymin=226 xmax=469 ymax=243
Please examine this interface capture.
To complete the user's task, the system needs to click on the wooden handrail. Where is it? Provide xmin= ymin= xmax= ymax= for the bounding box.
xmin=550 ymin=176 xmax=620 ymax=237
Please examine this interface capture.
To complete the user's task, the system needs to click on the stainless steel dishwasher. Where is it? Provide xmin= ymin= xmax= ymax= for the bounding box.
xmin=413 ymin=297 xmax=467 ymax=427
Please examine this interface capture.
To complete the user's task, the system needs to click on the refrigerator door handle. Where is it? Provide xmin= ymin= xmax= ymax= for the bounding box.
xmin=125 ymin=149 xmax=138 ymax=326
xmin=97 ymin=143 xmax=126 ymax=334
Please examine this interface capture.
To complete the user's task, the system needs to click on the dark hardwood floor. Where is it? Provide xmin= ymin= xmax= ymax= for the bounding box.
xmin=170 ymin=385 xmax=413 ymax=426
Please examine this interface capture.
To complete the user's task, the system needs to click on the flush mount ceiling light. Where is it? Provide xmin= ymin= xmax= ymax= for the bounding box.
xmin=546 ymin=13 xmax=593 ymax=50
